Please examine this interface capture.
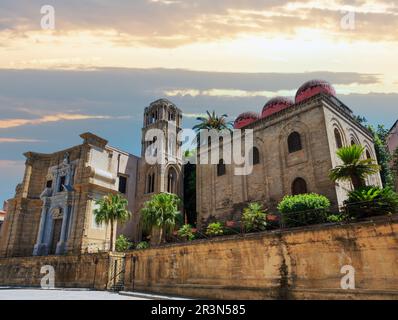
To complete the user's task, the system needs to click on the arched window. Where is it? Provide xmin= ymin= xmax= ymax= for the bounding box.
xmin=292 ymin=178 xmax=308 ymax=195
xmin=351 ymin=139 xmax=356 ymax=146
xmin=217 ymin=159 xmax=226 ymax=176
xmin=366 ymin=149 xmax=371 ymax=159
xmin=251 ymin=147 xmax=260 ymax=165
xmin=147 ymin=172 xmax=155 ymax=193
xmin=167 ymin=168 xmax=177 ymax=194
xmin=334 ymin=128 xmax=343 ymax=149
xmin=288 ymin=132 xmax=302 ymax=153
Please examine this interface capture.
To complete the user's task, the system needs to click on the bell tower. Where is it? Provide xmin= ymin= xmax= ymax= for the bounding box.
xmin=139 ymin=98 xmax=183 ymax=197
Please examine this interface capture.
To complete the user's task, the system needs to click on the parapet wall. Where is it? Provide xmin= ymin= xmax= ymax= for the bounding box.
xmin=0 ymin=253 xmax=110 ymax=290
xmin=123 ymin=217 xmax=398 ymax=300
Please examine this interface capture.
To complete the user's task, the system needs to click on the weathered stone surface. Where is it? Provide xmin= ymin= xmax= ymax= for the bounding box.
xmin=123 ymin=217 xmax=398 ymax=300
xmin=0 ymin=253 xmax=110 ymax=290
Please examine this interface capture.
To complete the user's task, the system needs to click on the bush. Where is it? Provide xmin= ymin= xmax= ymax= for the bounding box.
xmin=242 ymin=202 xmax=267 ymax=232
xmin=277 ymin=193 xmax=331 ymax=227
xmin=136 ymin=241 xmax=150 ymax=250
xmin=115 ymin=235 xmax=133 ymax=252
xmin=205 ymin=222 xmax=224 ymax=236
xmin=177 ymin=224 xmax=196 ymax=241
xmin=345 ymin=186 xmax=398 ymax=218
xmin=327 ymin=214 xmax=346 ymax=223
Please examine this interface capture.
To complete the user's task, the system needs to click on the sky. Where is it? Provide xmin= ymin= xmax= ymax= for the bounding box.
xmin=0 ymin=0 xmax=397 ymax=205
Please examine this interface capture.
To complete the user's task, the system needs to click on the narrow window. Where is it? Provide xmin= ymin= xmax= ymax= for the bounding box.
xmin=217 ymin=159 xmax=226 ymax=176
xmin=292 ymin=178 xmax=307 ymax=195
xmin=288 ymin=132 xmax=302 ymax=153
xmin=252 ymin=147 xmax=260 ymax=165
xmin=58 ymin=176 xmax=66 ymax=192
xmin=118 ymin=176 xmax=127 ymax=194
xmin=334 ymin=129 xmax=343 ymax=149
xmin=46 ymin=180 xmax=53 ymax=188
xmin=366 ymin=150 xmax=371 ymax=159
xmin=151 ymin=173 xmax=155 ymax=193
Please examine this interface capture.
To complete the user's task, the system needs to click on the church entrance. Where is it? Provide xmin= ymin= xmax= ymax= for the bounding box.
xmin=49 ymin=218 xmax=63 ymax=255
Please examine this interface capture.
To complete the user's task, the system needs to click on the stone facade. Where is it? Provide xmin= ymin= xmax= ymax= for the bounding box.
xmin=196 ymin=93 xmax=382 ymax=226
xmin=0 ymin=133 xmax=139 ymax=257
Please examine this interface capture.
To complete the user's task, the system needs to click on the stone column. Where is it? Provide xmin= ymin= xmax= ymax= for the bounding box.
xmin=33 ymin=205 xmax=48 ymax=256
xmin=55 ymin=205 xmax=69 ymax=255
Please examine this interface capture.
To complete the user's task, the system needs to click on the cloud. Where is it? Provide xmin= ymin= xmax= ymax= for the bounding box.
xmin=0 ymin=0 xmax=397 ymax=48
xmin=0 ymin=138 xmax=43 ymax=143
xmin=0 ymin=113 xmax=112 ymax=129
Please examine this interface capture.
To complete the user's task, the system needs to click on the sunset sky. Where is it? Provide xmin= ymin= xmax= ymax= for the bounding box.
xmin=0 ymin=0 xmax=397 ymax=204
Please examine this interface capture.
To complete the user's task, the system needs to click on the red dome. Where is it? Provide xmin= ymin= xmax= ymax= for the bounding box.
xmin=234 ymin=112 xmax=259 ymax=129
xmin=295 ymin=79 xmax=336 ymax=104
xmin=261 ymin=97 xmax=294 ymax=118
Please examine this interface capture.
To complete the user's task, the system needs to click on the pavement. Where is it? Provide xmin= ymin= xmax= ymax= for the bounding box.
xmin=0 ymin=287 xmax=150 ymax=300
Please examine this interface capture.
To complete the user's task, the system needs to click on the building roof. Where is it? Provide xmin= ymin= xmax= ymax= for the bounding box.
xmin=388 ymin=120 xmax=398 ymax=135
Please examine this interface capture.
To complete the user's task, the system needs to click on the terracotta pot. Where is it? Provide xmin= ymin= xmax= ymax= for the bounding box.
xmin=267 ymin=214 xmax=279 ymax=222
xmin=226 ymin=220 xmax=236 ymax=227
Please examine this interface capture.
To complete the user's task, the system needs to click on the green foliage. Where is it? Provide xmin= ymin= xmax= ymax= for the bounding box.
xmin=140 ymin=193 xmax=182 ymax=245
xmin=94 ymin=193 xmax=131 ymax=251
xmin=327 ymin=214 xmax=346 ymax=223
xmin=115 ymin=235 xmax=133 ymax=252
xmin=277 ymin=193 xmax=331 ymax=227
xmin=205 ymin=222 xmax=224 ymax=236
xmin=193 ymin=111 xmax=232 ymax=132
xmin=136 ymin=241 xmax=149 ymax=250
xmin=242 ymin=202 xmax=267 ymax=232
xmin=367 ymin=125 xmax=395 ymax=188
xmin=329 ymin=145 xmax=380 ymax=189
xmin=177 ymin=224 xmax=196 ymax=241
xmin=345 ymin=186 xmax=398 ymax=218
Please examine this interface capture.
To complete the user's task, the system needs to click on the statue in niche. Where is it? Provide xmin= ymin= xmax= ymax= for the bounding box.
xmin=63 ymin=152 xmax=70 ymax=165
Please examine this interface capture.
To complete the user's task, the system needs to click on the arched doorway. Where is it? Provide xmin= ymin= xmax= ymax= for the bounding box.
xmin=292 ymin=178 xmax=308 ymax=195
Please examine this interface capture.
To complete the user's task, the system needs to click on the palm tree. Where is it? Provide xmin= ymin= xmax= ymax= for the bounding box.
xmin=329 ymin=145 xmax=380 ymax=190
xmin=140 ymin=193 xmax=182 ymax=245
xmin=193 ymin=111 xmax=232 ymax=132
xmin=193 ymin=111 xmax=233 ymax=147
xmin=94 ymin=194 xmax=131 ymax=251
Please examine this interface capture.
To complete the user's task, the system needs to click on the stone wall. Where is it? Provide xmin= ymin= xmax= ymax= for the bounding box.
xmin=123 ymin=216 xmax=398 ymax=300
xmin=0 ymin=253 xmax=110 ymax=290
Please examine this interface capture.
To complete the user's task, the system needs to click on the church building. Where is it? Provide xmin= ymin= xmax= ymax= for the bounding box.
xmin=0 ymin=80 xmax=382 ymax=257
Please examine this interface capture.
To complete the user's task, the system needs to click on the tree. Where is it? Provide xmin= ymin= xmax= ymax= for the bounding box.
xmin=140 ymin=193 xmax=182 ymax=245
xmin=115 ymin=234 xmax=133 ymax=252
xmin=193 ymin=111 xmax=232 ymax=132
xmin=329 ymin=145 xmax=380 ymax=190
xmin=94 ymin=194 xmax=131 ymax=251
xmin=367 ymin=125 xmax=395 ymax=188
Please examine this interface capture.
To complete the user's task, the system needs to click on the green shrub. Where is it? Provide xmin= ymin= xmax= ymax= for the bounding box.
xmin=136 ymin=241 xmax=150 ymax=250
xmin=327 ymin=214 xmax=346 ymax=223
xmin=205 ymin=222 xmax=224 ymax=236
xmin=277 ymin=193 xmax=331 ymax=227
xmin=345 ymin=186 xmax=398 ymax=218
xmin=177 ymin=224 xmax=196 ymax=241
xmin=242 ymin=202 xmax=267 ymax=232
xmin=115 ymin=235 xmax=133 ymax=252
